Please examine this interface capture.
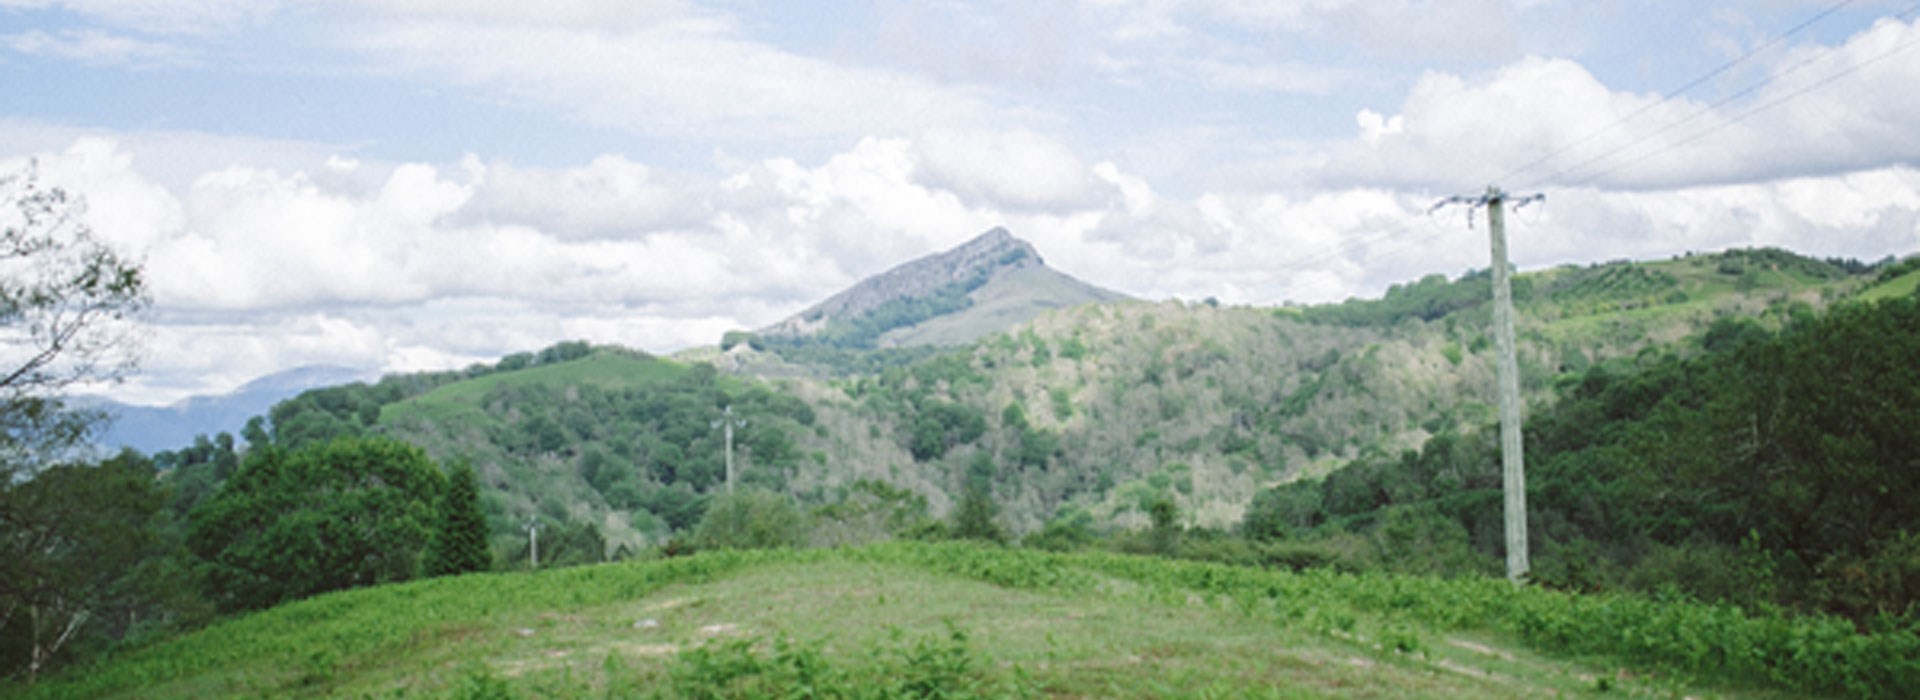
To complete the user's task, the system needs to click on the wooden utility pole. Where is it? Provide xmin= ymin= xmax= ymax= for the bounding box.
xmin=1486 ymin=186 xmax=1529 ymax=583
xmin=1432 ymin=185 xmax=1540 ymax=584
xmin=714 ymin=405 xmax=746 ymax=493
xmin=524 ymin=519 xmax=542 ymax=569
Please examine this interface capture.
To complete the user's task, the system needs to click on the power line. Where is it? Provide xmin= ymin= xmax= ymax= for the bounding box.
xmin=1264 ymin=3 xmax=1890 ymax=282
xmin=1255 ymin=5 xmax=1910 ymax=290
xmin=1560 ymin=13 xmax=1920 ymax=189
xmin=1489 ymin=0 xmax=1863 ymax=189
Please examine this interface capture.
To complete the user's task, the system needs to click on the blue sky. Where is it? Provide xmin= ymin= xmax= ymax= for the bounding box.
xmin=2 ymin=0 xmax=1918 ymax=405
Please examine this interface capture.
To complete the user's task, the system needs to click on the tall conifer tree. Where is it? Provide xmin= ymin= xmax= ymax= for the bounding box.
xmin=426 ymin=459 xmax=491 ymax=576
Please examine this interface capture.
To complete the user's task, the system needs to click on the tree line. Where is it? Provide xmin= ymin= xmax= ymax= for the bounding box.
xmin=1239 ymin=292 xmax=1920 ymax=623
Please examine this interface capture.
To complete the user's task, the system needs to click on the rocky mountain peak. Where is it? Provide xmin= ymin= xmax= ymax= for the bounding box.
xmin=760 ymin=227 xmax=1046 ymax=337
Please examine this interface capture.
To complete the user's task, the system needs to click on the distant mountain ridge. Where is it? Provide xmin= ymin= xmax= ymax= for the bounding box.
xmin=93 ymin=365 xmax=380 ymax=453
xmin=757 ymin=227 xmax=1128 ymax=348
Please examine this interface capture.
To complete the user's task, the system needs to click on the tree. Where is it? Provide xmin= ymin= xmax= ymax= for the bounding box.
xmin=0 ymin=459 xmax=170 ymax=683
xmin=424 ymin=459 xmax=491 ymax=576
xmin=691 ymin=488 xmax=806 ymax=550
xmin=187 ymin=437 xmax=445 ymax=612
xmin=1148 ymin=494 xmax=1181 ymax=556
xmin=950 ymin=453 xmax=1007 ymax=543
xmin=0 ymin=167 xmax=150 ymax=683
xmin=0 ymin=166 xmax=147 ymax=479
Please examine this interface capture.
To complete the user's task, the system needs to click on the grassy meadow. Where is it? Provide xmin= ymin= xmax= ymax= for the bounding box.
xmin=13 ymin=542 xmax=1910 ymax=699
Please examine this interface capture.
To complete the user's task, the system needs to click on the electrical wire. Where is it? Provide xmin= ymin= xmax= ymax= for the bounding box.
xmin=1488 ymin=0 xmax=1861 ymax=189
xmin=1256 ymin=3 xmax=1910 ymax=286
xmin=1558 ymin=8 xmax=1920 ymax=189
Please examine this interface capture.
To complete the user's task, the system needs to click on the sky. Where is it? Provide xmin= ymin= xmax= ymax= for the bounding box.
xmin=2 ymin=0 xmax=1919 ymax=406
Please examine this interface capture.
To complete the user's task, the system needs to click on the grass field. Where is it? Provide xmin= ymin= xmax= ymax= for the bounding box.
xmin=15 ymin=542 xmax=1907 ymax=699
xmin=1856 ymin=268 xmax=1920 ymax=303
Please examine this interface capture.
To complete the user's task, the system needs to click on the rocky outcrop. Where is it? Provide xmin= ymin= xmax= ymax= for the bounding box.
xmin=760 ymin=227 xmax=1043 ymax=337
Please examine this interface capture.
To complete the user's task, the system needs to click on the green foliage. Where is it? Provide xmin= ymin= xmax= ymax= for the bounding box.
xmin=762 ymin=275 xmax=990 ymax=356
xmin=1147 ymin=495 xmax=1180 ymax=556
xmin=1240 ymin=481 xmax=1322 ymax=542
xmin=908 ymin=401 xmax=986 ymax=462
xmin=522 ymin=519 xmax=609 ymax=568
xmin=809 ymin=479 xmax=935 ymax=547
xmin=1021 ymin=507 xmax=1095 ymax=552
xmin=718 ymin=330 xmax=763 ymax=352
xmin=1261 ymin=293 xmax=1920 ymax=620
xmin=0 ymin=167 xmax=149 ymax=485
xmin=1298 ymin=271 xmax=1499 ymax=326
xmin=187 ymin=437 xmax=445 ymax=612
xmin=950 ymin=454 xmax=1007 ymax=544
xmin=425 ymin=460 xmax=492 ymax=577
xmin=692 ymin=488 xmax=808 ymax=551
xmin=18 ymin=542 xmax=1920 ymax=699
xmin=647 ymin=625 xmax=1011 ymax=700
xmin=0 ymin=458 xmax=188 ymax=680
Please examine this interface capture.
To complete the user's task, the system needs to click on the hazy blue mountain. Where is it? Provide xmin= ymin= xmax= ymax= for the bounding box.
xmin=92 ymin=365 xmax=380 ymax=454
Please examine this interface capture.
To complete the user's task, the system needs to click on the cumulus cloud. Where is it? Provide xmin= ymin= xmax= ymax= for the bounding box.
xmin=915 ymin=128 xmax=1100 ymax=210
xmin=456 ymin=154 xmax=704 ymax=238
xmin=8 ymin=138 xmax=184 ymax=253
xmin=1322 ymin=18 xmax=1920 ymax=191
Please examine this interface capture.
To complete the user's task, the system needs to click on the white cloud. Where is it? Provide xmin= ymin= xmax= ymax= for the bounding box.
xmin=1 ymin=28 xmax=188 ymax=65
xmin=0 ymin=0 xmax=277 ymax=34
xmin=1093 ymin=0 xmax=1521 ymax=61
xmin=344 ymin=0 xmax=697 ymax=31
xmin=345 ymin=13 xmax=1027 ymax=152
xmin=456 ymin=154 xmax=703 ymax=238
xmin=1321 ymin=18 xmax=1920 ymax=191
xmin=915 ymin=128 xmax=1100 ymax=210
xmin=1356 ymin=109 xmax=1403 ymax=147
xmin=10 ymin=137 xmax=184 ymax=253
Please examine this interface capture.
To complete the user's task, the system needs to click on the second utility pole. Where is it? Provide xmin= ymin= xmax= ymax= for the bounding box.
xmin=1486 ymin=186 xmax=1529 ymax=583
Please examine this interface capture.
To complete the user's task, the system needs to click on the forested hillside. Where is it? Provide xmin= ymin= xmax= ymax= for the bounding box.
xmin=240 ymin=247 xmax=1910 ymax=558
xmin=1244 ymin=279 xmax=1920 ymax=620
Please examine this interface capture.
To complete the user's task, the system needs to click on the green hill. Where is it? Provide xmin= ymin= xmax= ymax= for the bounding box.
xmin=248 ymin=247 xmax=1903 ymax=552
xmin=16 ymin=542 xmax=1908 ymax=699
xmin=382 ymin=349 xmax=689 ymax=427
xmin=23 ymin=246 xmax=1919 ymax=693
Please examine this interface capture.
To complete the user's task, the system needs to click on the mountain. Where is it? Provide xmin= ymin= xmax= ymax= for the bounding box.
xmin=755 ymin=227 xmax=1128 ymax=348
xmin=256 ymin=248 xmax=1916 ymax=549
xmin=92 ymin=365 xmax=380 ymax=454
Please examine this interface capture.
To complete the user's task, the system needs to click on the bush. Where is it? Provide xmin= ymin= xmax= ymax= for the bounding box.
xmin=692 ymin=489 xmax=808 ymax=551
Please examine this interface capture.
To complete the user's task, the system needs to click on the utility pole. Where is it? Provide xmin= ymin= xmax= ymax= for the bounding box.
xmin=1433 ymin=185 xmax=1542 ymax=584
xmin=1487 ymin=186 xmax=1529 ymax=584
xmin=713 ymin=405 xmax=747 ymax=493
xmin=524 ymin=519 xmax=543 ymax=569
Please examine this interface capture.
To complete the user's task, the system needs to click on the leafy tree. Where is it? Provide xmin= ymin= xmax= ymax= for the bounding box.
xmin=691 ymin=488 xmax=807 ymax=550
xmin=1242 ymin=481 xmax=1323 ymax=542
xmin=950 ymin=454 xmax=1006 ymax=543
xmin=0 ymin=167 xmax=150 ymax=683
xmin=425 ymin=459 xmax=491 ymax=576
xmin=0 ymin=459 xmax=173 ymax=683
xmin=809 ymin=479 xmax=935 ymax=547
xmin=0 ymin=167 xmax=147 ymax=480
xmin=1022 ymin=507 xmax=1095 ymax=551
xmin=1148 ymin=495 xmax=1182 ymax=556
xmin=187 ymin=437 xmax=445 ymax=612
